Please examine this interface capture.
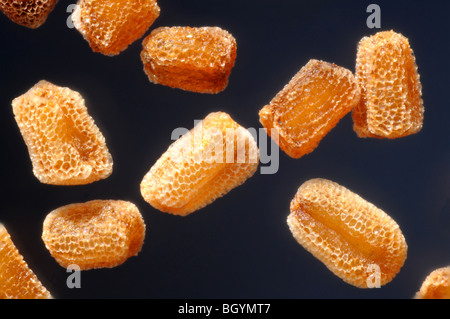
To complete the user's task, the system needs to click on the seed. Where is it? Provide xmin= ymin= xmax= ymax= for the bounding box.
xmin=0 ymin=0 xmax=58 ymax=29
xmin=140 ymin=112 xmax=259 ymax=216
xmin=352 ymin=30 xmax=424 ymax=138
xmin=287 ymin=178 xmax=407 ymax=288
xmin=415 ymin=267 xmax=450 ymax=299
xmin=42 ymin=200 xmax=145 ymax=270
xmin=0 ymin=224 xmax=52 ymax=299
xmin=12 ymin=80 xmax=113 ymax=185
xmin=141 ymin=26 xmax=237 ymax=93
xmin=259 ymin=59 xmax=360 ymax=159
xmin=72 ymin=0 xmax=160 ymax=56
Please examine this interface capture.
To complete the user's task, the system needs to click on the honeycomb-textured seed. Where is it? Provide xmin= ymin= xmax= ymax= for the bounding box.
xmin=415 ymin=267 xmax=450 ymax=299
xmin=0 ymin=224 xmax=52 ymax=299
xmin=141 ymin=26 xmax=237 ymax=93
xmin=0 ymin=0 xmax=58 ymax=29
xmin=259 ymin=59 xmax=361 ymax=159
xmin=72 ymin=0 xmax=160 ymax=56
xmin=352 ymin=30 xmax=424 ymax=138
xmin=12 ymin=80 xmax=113 ymax=186
xmin=140 ymin=112 xmax=259 ymax=216
xmin=42 ymin=200 xmax=145 ymax=270
xmin=287 ymin=178 xmax=407 ymax=288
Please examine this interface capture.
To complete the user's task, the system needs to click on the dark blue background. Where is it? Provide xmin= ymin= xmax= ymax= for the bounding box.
xmin=0 ymin=0 xmax=448 ymax=299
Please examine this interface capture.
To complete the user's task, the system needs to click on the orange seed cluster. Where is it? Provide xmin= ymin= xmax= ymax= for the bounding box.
xmin=0 ymin=2 xmax=430 ymax=298
xmin=0 ymin=0 xmax=58 ymax=29
xmin=72 ymin=0 xmax=160 ymax=56
xmin=352 ymin=30 xmax=424 ymax=138
xmin=287 ymin=178 xmax=407 ymax=288
xmin=140 ymin=112 xmax=259 ymax=216
xmin=415 ymin=267 xmax=450 ymax=299
xmin=12 ymin=80 xmax=113 ymax=186
xmin=42 ymin=200 xmax=145 ymax=270
xmin=0 ymin=224 xmax=52 ymax=299
xmin=141 ymin=26 xmax=237 ymax=93
xmin=259 ymin=59 xmax=361 ymax=159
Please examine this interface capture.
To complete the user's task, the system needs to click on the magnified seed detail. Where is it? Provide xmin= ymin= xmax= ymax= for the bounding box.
xmin=140 ymin=112 xmax=259 ymax=216
xmin=259 ymin=59 xmax=361 ymax=159
xmin=415 ymin=267 xmax=450 ymax=299
xmin=0 ymin=0 xmax=58 ymax=29
xmin=72 ymin=0 xmax=160 ymax=56
xmin=141 ymin=26 xmax=237 ymax=93
xmin=352 ymin=30 xmax=424 ymax=138
xmin=287 ymin=178 xmax=407 ymax=288
xmin=12 ymin=80 xmax=113 ymax=186
xmin=0 ymin=224 xmax=52 ymax=299
xmin=42 ymin=200 xmax=146 ymax=270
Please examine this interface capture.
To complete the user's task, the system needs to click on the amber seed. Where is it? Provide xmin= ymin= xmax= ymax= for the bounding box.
xmin=259 ymin=59 xmax=361 ymax=159
xmin=72 ymin=0 xmax=160 ymax=56
xmin=0 ymin=0 xmax=58 ymax=29
xmin=352 ymin=30 xmax=424 ymax=138
xmin=415 ymin=267 xmax=450 ymax=299
xmin=141 ymin=26 xmax=237 ymax=94
xmin=140 ymin=111 xmax=259 ymax=216
xmin=287 ymin=178 xmax=407 ymax=288
xmin=0 ymin=224 xmax=52 ymax=299
xmin=12 ymin=80 xmax=113 ymax=186
xmin=42 ymin=200 xmax=146 ymax=270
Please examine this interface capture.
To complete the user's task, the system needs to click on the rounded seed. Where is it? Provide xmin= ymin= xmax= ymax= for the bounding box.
xmin=42 ymin=200 xmax=146 ymax=270
xmin=415 ymin=267 xmax=450 ymax=299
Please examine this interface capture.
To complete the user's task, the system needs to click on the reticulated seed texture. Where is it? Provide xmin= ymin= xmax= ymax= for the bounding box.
xmin=12 ymin=80 xmax=113 ymax=186
xmin=352 ymin=30 xmax=424 ymax=138
xmin=287 ymin=178 xmax=407 ymax=288
xmin=0 ymin=224 xmax=52 ymax=299
xmin=72 ymin=0 xmax=160 ymax=56
xmin=140 ymin=111 xmax=259 ymax=216
xmin=42 ymin=200 xmax=146 ymax=270
xmin=0 ymin=0 xmax=58 ymax=29
xmin=141 ymin=26 xmax=237 ymax=93
xmin=415 ymin=267 xmax=450 ymax=299
xmin=259 ymin=59 xmax=361 ymax=159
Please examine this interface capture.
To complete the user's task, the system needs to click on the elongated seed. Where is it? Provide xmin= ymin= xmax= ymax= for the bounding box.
xmin=42 ymin=200 xmax=145 ymax=270
xmin=141 ymin=26 xmax=237 ymax=93
xmin=259 ymin=59 xmax=360 ymax=159
xmin=287 ymin=178 xmax=407 ymax=288
xmin=140 ymin=112 xmax=259 ymax=216
xmin=352 ymin=30 xmax=424 ymax=138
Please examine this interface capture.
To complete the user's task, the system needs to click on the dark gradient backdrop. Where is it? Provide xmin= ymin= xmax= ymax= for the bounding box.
xmin=0 ymin=0 xmax=449 ymax=299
